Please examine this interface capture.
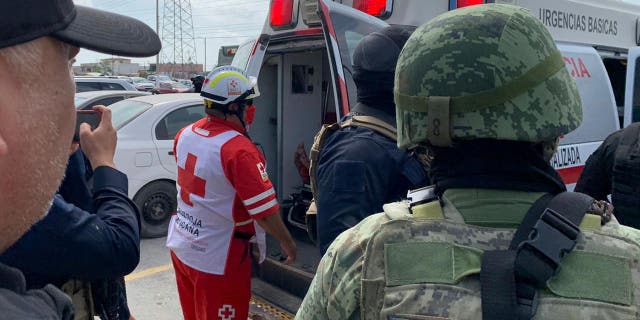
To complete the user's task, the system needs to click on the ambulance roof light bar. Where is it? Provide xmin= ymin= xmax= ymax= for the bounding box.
xmin=270 ymin=0 xmax=298 ymax=29
xmin=449 ymin=0 xmax=494 ymax=10
xmin=353 ymin=0 xmax=393 ymax=19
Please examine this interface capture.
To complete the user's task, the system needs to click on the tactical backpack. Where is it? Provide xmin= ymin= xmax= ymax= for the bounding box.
xmin=305 ymin=115 xmax=397 ymax=243
xmin=359 ymin=188 xmax=640 ymax=320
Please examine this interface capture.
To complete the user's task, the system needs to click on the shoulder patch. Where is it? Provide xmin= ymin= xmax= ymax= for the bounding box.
xmin=257 ymin=162 xmax=269 ymax=182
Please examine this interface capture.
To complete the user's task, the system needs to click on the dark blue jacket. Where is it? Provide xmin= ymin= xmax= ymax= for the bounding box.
xmin=315 ymin=104 xmax=430 ymax=254
xmin=0 ymin=150 xmax=140 ymax=319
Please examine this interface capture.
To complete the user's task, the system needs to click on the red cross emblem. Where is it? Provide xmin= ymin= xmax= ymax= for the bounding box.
xmin=218 ymin=304 xmax=236 ymax=320
xmin=177 ymin=153 xmax=206 ymax=206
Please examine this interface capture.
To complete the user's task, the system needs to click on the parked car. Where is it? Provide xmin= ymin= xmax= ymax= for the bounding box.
xmin=147 ymin=74 xmax=172 ymax=83
xmin=152 ymin=81 xmax=192 ymax=94
xmin=75 ymin=77 xmax=137 ymax=93
xmin=130 ymin=77 xmax=156 ymax=92
xmin=74 ymin=90 xmax=151 ymax=110
xmin=177 ymin=79 xmax=195 ymax=92
xmin=110 ymin=93 xmax=205 ymax=238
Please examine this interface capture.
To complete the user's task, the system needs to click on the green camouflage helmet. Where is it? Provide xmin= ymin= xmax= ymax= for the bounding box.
xmin=394 ymin=4 xmax=582 ymax=148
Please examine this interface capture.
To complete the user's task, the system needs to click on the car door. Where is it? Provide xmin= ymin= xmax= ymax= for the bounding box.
xmin=318 ymin=0 xmax=389 ymax=119
xmin=153 ymin=103 xmax=206 ymax=174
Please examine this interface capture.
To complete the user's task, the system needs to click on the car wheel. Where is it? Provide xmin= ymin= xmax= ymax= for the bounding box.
xmin=134 ymin=181 xmax=177 ymax=238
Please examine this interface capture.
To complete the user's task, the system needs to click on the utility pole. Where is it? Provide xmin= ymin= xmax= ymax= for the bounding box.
xmin=156 ymin=0 xmax=159 ymax=73
xmin=204 ymin=37 xmax=207 ymax=72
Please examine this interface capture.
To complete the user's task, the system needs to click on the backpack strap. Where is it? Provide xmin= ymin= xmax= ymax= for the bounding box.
xmin=347 ymin=115 xmax=397 ymax=141
xmin=309 ymin=115 xmax=397 ymax=200
xmin=308 ymin=122 xmax=343 ymax=200
xmin=306 ymin=115 xmax=399 ymax=243
xmin=480 ymin=192 xmax=594 ymax=320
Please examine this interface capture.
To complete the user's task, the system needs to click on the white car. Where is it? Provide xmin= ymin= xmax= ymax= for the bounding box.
xmin=75 ymin=77 xmax=138 ymax=92
xmin=110 ymin=93 xmax=205 ymax=238
xmin=130 ymin=77 xmax=156 ymax=92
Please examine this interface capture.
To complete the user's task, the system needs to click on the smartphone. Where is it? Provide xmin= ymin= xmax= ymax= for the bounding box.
xmin=74 ymin=110 xmax=101 ymax=142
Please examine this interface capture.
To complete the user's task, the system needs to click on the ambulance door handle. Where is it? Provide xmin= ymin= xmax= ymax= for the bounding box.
xmin=168 ymin=151 xmax=175 ymax=156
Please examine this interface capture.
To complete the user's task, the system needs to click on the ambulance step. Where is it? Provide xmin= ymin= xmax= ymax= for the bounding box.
xmin=253 ymin=255 xmax=315 ymax=299
xmin=251 ymin=277 xmax=302 ymax=318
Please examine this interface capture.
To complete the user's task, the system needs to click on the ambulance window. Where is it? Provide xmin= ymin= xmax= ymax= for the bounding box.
xmin=328 ymin=7 xmax=388 ymax=107
xmin=631 ymin=56 xmax=640 ymax=123
xmin=231 ymin=40 xmax=255 ymax=70
xmin=292 ymin=65 xmax=314 ymax=94
xmin=603 ymin=58 xmax=627 ymax=107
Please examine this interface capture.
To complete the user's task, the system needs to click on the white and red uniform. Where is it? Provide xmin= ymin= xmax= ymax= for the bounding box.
xmin=167 ymin=116 xmax=278 ymax=320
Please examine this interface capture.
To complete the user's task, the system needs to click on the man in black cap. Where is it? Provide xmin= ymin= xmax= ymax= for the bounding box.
xmin=313 ymin=26 xmax=430 ymax=254
xmin=0 ymin=1 xmax=160 ymax=319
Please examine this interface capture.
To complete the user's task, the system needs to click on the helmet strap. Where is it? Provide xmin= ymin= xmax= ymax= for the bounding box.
xmin=426 ymin=96 xmax=452 ymax=147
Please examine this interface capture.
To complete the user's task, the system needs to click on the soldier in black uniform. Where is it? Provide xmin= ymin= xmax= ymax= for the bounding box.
xmin=575 ymin=123 xmax=640 ymax=228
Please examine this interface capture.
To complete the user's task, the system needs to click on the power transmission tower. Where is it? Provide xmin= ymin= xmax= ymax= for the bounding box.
xmin=160 ymin=0 xmax=197 ymax=79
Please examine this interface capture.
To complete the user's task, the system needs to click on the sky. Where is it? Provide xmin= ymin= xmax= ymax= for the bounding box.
xmin=72 ymin=0 xmax=640 ymax=72
xmin=72 ymin=0 xmax=269 ymax=71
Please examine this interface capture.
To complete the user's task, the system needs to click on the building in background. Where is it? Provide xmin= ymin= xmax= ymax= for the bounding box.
xmin=76 ymin=58 xmax=140 ymax=76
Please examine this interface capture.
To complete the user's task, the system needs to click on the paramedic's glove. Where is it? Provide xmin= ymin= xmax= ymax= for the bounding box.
xmin=281 ymin=239 xmax=297 ymax=265
xmin=79 ymin=105 xmax=117 ymax=170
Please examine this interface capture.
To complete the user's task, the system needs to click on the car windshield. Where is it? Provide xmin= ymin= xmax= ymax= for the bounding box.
xmin=109 ymin=99 xmax=153 ymax=129
xmin=131 ymin=77 xmax=147 ymax=83
xmin=174 ymin=83 xmax=189 ymax=88
xmin=74 ymin=96 xmax=88 ymax=108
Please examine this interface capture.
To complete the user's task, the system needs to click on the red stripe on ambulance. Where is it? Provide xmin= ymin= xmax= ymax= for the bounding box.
xmin=557 ymin=165 xmax=584 ymax=185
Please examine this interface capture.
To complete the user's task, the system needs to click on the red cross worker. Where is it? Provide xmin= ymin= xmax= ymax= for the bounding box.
xmin=167 ymin=66 xmax=297 ymax=320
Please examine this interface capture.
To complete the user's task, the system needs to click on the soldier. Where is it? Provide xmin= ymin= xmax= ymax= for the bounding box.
xmin=296 ymin=4 xmax=640 ymax=320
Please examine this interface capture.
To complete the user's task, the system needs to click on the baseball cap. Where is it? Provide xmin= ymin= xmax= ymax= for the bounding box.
xmin=0 ymin=0 xmax=161 ymax=57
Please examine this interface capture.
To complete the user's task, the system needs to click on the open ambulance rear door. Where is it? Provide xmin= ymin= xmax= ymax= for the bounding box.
xmin=240 ymin=34 xmax=269 ymax=79
xmin=318 ymin=0 xmax=390 ymax=120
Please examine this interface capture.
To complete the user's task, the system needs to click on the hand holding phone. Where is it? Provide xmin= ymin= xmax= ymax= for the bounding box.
xmin=78 ymin=106 xmax=117 ymax=170
xmin=73 ymin=110 xmax=101 ymax=142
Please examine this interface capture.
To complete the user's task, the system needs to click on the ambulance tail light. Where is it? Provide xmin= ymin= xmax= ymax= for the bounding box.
xmin=353 ymin=0 xmax=392 ymax=19
xmin=451 ymin=0 xmax=485 ymax=10
xmin=270 ymin=0 xmax=297 ymax=29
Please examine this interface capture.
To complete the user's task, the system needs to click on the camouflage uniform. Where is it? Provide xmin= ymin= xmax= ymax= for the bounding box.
xmin=296 ymin=4 xmax=640 ymax=320
xmin=296 ymin=191 xmax=640 ymax=319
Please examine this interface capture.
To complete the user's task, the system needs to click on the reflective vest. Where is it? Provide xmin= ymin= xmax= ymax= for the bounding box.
xmin=167 ymin=121 xmax=274 ymax=274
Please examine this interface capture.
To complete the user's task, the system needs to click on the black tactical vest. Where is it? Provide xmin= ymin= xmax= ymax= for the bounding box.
xmin=612 ymin=123 xmax=640 ymax=228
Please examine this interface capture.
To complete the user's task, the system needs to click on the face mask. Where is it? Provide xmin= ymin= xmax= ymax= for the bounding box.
xmin=244 ymin=104 xmax=256 ymax=126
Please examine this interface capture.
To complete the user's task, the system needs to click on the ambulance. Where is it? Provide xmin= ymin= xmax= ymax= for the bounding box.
xmin=232 ymin=0 xmax=640 ymax=304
